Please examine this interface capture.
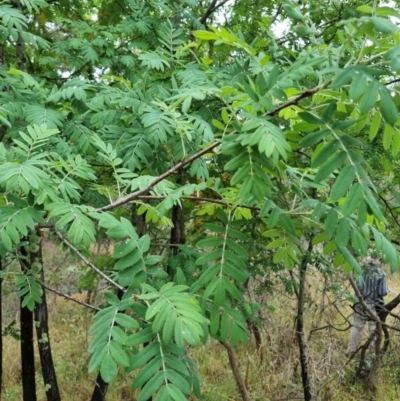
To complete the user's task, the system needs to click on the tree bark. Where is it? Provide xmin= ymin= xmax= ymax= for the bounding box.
xmin=20 ymin=296 xmax=37 ymax=401
xmin=221 ymin=341 xmax=251 ymax=401
xmin=19 ymin=239 xmax=37 ymax=401
xmin=34 ymin=238 xmax=61 ymax=401
xmin=91 ymin=373 xmax=108 ymax=401
xmin=295 ymin=239 xmax=313 ymax=401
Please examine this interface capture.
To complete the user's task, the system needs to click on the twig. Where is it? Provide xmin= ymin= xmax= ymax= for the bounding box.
xmin=136 ymin=195 xmax=259 ymax=210
xmin=265 ymin=86 xmax=321 ymax=117
xmin=39 ymin=281 xmax=100 ymax=311
xmin=54 ymin=230 xmax=125 ymax=293
xmin=96 ymin=142 xmax=220 ymax=212
xmin=199 ymin=0 xmax=231 ymax=25
xmin=270 ymin=3 xmax=283 ymax=26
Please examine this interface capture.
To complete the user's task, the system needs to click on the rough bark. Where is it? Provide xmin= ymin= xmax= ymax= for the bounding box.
xmin=19 ymin=239 xmax=37 ymax=401
xmin=34 ymin=238 xmax=61 ymax=401
xmin=91 ymin=374 xmax=108 ymax=401
xmin=295 ymin=239 xmax=313 ymax=401
xmin=20 ymin=295 xmax=37 ymax=401
xmin=221 ymin=341 xmax=251 ymax=401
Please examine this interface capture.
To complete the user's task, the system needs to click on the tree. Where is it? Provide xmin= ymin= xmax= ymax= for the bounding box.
xmin=1 ymin=0 xmax=400 ymax=400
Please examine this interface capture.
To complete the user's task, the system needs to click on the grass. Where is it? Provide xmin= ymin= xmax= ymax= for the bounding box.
xmin=2 ymin=243 xmax=400 ymax=400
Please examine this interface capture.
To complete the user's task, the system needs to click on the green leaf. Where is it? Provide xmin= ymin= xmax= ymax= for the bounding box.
xmin=132 ymin=356 xmax=162 ymax=389
xmin=314 ymin=151 xmax=347 ymax=182
xmin=330 ymin=165 xmax=356 ymax=201
xmin=383 ymin=123 xmax=394 ymax=150
xmin=359 ymin=80 xmax=378 ymax=114
xmin=100 ymin=353 xmax=118 ymax=383
xmin=125 ymin=326 xmax=155 ymax=347
xmin=325 ymin=208 xmax=338 ymax=239
xmin=113 ymin=238 xmax=138 ymax=259
xmin=379 ymin=87 xmax=398 ymax=126
xmin=299 ymin=129 xmax=330 ymax=148
xmin=114 ymin=314 xmax=140 ymax=330
xmin=311 ymin=139 xmax=340 ymax=167
xmin=341 ymin=183 xmax=363 ymax=216
xmin=192 ymin=31 xmax=218 ymax=40
xmin=298 ymin=112 xmax=324 ymax=125
xmin=372 ymin=16 xmax=399 ymax=34
xmin=335 ymin=218 xmax=350 ymax=248
xmin=357 ymin=5 xmax=372 ymax=13
xmin=138 ymin=371 xmax=165 ymax=401
xmin=109 ymin=342 xmax=129 ymax=367
xmin=369 ymin=112 xmax=381 ymax=141
xmin=279 ymin=214 xmax=296 ymax=235
xmin=332 ymin=68 xmax=354 ymax=89
xmin=338 ymin=246 xmax=361 ymax=275
xmin=322 ymin=101 xmax=337 ymax=122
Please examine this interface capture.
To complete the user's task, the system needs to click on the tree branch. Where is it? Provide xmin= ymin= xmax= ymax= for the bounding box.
xmin=96 ymin=142 xmax=220 ymax=212
xmin=54 ymin=230 xmax=125 ymax=292
xmin=264 ymin=86 xmax=322 ymax=117
xmin=38 ymin=280 xmax=100 ymax=312
xmin=199 ymin=0 xmax=231 ymax=25
xmin=136 ymin=195 xmax=259 ymax=210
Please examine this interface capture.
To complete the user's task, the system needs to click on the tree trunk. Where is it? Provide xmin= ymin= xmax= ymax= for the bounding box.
xmin=19 ymin=238 xmax=37 ymax=401
xmin=295 ymin=239 xmax=313 ymax=401
xmin=34 ymin=238 xmax=61 ymax=401
xmin=20 ymin=296 xmax=37 ymax=401
xmin=221 ymin=341 xmax=251 ymax=401
xmin=91 ymin=373 xmax=108 ymax=401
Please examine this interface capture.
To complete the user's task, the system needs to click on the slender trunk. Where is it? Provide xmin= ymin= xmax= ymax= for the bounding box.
xmin=34 ymin=238 xmax=61 ymax=401
xmin=168 ymin=169 xmax=185 ymax=276
xmin=296 ymin=239 xmax=313 ymax=401
xmin=378 ymin=294 xmax=400 ymax=354
xmin=91 ymin=374 xmax=108 ymax=401
xmin=20 ymin=297 xmax=37 ymax=401
xmin=19 ymin=238 xmax=37 ymax=401
xmin=221 ymin=341 xmax=251 ymax=401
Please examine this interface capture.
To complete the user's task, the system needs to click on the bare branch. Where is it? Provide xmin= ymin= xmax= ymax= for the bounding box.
xmin=136 ymin=195 xmax=259 ymax=210
xmin=199 ymin=0 xmax=231 ymax=25
xmin=39 ymin=281 xmax=100 ymax=312
xmin=270 ymin=3 xmax=283 ymax=26
xmin=54 ymin=230 xmax=125 ymax=293
xmin=96 ymin=142 xmax=220 ymax=212
xmin=265 ymin=86 xmax=322 ymax=117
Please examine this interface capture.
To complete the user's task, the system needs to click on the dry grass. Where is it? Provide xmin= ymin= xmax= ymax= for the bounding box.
xmin=3 ymin=244 xmax=400 ymax=400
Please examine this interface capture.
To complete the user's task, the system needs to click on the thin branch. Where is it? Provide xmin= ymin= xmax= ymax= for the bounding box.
xmin=55 ymin=230 xmax=125 ymax=293
xmin=39 ymin=281 xmax=100 ymax=311
xmin=270 ymin=3 xmax=283 ymax=26
xmin=136 ymin=195 xmax=259 ymax=210
xmin=199 ymin=0 xmax=230 ymax=25
xmin=265 ymin=86 xmax=321 ymax=117
xmin=386 ymin=78 xmax=400 ymax=86
xmin=378 ymin=193 xmax=400 ymax=229
xmin=96 ymin=142 xmax=220 ymax=212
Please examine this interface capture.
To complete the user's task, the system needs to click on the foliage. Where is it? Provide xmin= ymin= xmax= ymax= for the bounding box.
xmin=1 ymin=0 xmax=400 ymax=399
